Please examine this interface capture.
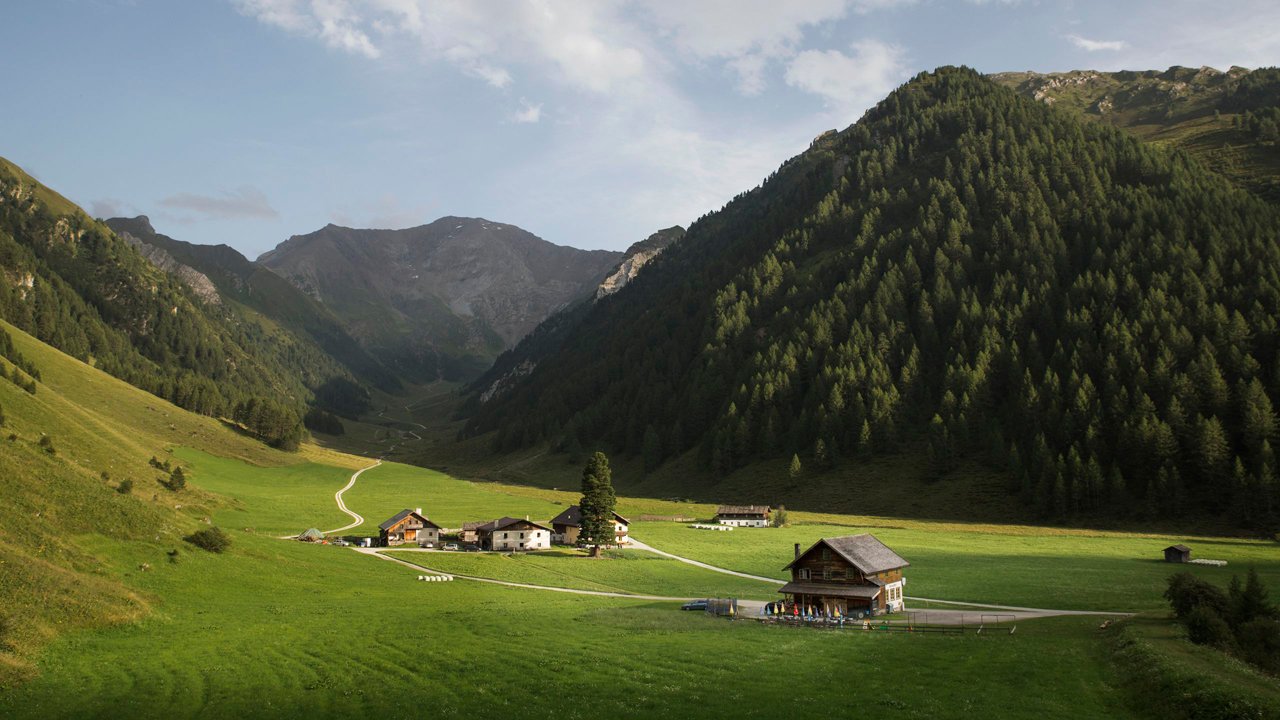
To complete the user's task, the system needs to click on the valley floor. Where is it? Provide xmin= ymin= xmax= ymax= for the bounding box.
xmin=5 ymin=448 xmax=1280 ymax=718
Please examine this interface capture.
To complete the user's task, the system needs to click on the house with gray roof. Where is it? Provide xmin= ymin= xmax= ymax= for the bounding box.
xmin=778 ymin=534 xmax=909 ymax=617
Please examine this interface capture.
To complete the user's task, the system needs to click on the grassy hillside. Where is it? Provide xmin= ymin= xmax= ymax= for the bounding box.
xmin=0 ymin=318 xmax=358 ymax=685
xmin=992 ymin=66 xmax=1280 ymax=202
xmin=0 ymin=157 xmax=317 ymax=447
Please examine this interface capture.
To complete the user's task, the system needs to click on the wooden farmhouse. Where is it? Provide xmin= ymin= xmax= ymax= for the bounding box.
xmin=459 ymin=521 xmax=484 ymax=544
xmin=475 ymin=517 xmax=552 ymax=552
xmin=1164 ymin=544 xmax=1192 ymax=563
xmin=716 ymin=505 xmax=771 ymax=527
xmin=549 ymin=505 xmax=631 ymax=546
xmin=779 ymin=534 xmax=909 ymax=618
xmin=378 ymin=508 xmax=441 ymax=547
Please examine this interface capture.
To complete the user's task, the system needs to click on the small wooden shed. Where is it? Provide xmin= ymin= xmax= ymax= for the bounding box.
xmin=1163 ymin=544 xmax=1192 ymax=563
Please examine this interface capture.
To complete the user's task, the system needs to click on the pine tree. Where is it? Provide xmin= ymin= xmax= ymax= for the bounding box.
xmin=788 ymin=453 xmax=803 ymax=480
xmin=577 ymin=452 xmax=617 ymax=557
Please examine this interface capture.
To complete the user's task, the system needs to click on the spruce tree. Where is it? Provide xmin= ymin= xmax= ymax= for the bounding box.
xmin=788 ymin=453 xmax=803 ymax=480
xmin=578 ymin=452 xmax=617 ymax=558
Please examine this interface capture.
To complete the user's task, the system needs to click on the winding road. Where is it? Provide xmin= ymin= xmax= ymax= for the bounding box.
xmin=321 ymin=459 xmax=382 ymax=535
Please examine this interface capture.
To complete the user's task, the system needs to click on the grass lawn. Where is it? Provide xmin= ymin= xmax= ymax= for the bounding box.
xmin=0 ymin=531 xmax=1137 ymax=720
xmin=173 ymin=448 xmax=357 ymax=535
xmin=384 ymin=548 xmax=780 ymax=600
xmin=629 ymin=522 xmax=1280 ymax=613
xmin=337 ymin=460 xmax=567 ymax=532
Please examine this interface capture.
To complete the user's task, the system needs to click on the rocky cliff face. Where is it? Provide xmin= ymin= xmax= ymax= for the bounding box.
xmin=596 ymin=226 xmax=684 ymax=300
xmin=258 ymin=217 xmax=623 ymax=381
xmin=112 ymin=217 xmax=221 ymax=305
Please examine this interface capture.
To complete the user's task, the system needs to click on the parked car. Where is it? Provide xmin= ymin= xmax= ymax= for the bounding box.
xmin=420 ymin=542 xmax=435 ymax=549
xmin=331 ymin=539 xmax=351 ymax=547
xmin=443 ymin=542 xmax=460 ymax=551
xmin=681 ymin=600 xmax=709 ymax=611
xmin=463 ymin=544 xmax=481 ymax=552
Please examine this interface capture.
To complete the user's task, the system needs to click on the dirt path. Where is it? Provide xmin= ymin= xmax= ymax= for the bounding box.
xmin=627 ymin=538 xmax=782 ymax=583
xmin=321 ymin=459 xmax=381 ymax=535
xmin=357 ymin=548 xmax=701 ymax=601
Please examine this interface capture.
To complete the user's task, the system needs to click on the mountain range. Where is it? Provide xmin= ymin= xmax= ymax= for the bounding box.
xmin=258 ymin=218 xmax=624 ymax=382
xmin=2 ymin=63 xmax=1279 ymax=530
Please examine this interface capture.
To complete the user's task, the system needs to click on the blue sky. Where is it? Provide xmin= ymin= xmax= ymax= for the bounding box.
xmin=3 ymin=1 xmax=1279 ymax=258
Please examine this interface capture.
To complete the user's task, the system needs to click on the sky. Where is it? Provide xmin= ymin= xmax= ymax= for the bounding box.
xmin=3 ymin=1 xmax=1280 ymax=258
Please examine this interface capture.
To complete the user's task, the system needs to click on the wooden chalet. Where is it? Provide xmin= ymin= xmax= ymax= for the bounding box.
xmin=475 ymin=517 xmax=552 ymax=551
xmin=459 ymin=521 xmax=484 ymax=544
xmin=549 ymin=505 xmax=631 ymax=545
xmin=779 ymin=534 xmax=909 ymax=618
xmin=1164 ymin=544 xmax=1192 ymax=563
xmin=715 ymin=505 xmax=771 ymax=527
xmin=378 ymin=508 xmax=441 ymax=547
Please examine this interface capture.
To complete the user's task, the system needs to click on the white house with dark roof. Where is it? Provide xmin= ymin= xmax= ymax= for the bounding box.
xmin=715 ymin=505 xmax=771 ymax=527
xmin=475 ymin=517 xmax=552 ymax=551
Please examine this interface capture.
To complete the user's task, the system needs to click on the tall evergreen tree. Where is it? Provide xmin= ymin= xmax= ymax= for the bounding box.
xmin=577 ymin=451 xmax=617 ymax=558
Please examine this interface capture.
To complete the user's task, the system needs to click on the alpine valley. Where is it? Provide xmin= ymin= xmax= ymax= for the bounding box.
xmin=3 ymin=25 xmax=1280 ymax=717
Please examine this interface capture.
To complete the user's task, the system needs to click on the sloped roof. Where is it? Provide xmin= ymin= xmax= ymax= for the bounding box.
xmin=716 ymin=505 xmax=771 ymax=516
xmin=461 ymin=521 xmax=486 ymax=531
xmin=1166 ymin=544 xmax=1192 ymax=553
xmin=476 ymin=516 xmax=552 ymax=533
xmin=778 ymin=582 xmax=881 ymax=599
xmin=298 ymin=528 xmax=325 ymax=540
xmin=378 ymin=509 xmax=440 ymax=531
xmin=783 ymin=534 xmax=909 ymax=574
xmin=550 ymin=505 xmax=631 ymax=527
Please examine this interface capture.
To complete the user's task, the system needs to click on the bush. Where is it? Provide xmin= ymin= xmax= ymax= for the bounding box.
xmin=162 ymin=467 xmax=186 ymax=492
xmin=1165 ymin=572 xmax=1230 ymax=620
xmin=116 ymin=478 xmax=133 ymax=495
xmin=183 ymin=527 xmax=231 ymax=553
xmin=38 ymin=435 xmax=55 ymax=455
xmin=773 ymin=505 xmax=788 ymax=527
xmin=1237 ymin=619 xmax=1280 ymax=675
xmin=1185 ymin=606 xmax=1236 ymax=650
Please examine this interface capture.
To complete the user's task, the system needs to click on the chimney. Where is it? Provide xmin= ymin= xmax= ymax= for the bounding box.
xmin=415 ymin=508 xmax=422 ymax=515
xmin=794 ymin=543 xmax=801 ymax=559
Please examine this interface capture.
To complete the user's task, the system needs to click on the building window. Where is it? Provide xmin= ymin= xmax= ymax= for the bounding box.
xmin=798 ymin=568 xmax=811 ymax=580
xmin=822 ymin=568 xmax=832 ymax=581
xmin=821 ymin=547 xmax=831 ymax=561
xmin=845 ymin=568 xmax=855 ymax=580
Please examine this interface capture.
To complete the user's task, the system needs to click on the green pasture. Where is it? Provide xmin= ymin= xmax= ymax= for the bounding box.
xmin=629 ymin=522 xmax=1280 ymax=613
xmin=0 ymin=531 xmax=1135 ymax=720
xmin=384 ymin=548 xmax=779 ymax=600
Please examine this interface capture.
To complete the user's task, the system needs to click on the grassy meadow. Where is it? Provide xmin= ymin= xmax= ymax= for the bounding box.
xmin=2 ymin=317 xmax=1278 ymax=717
xmin=384 ymin=547 xmax=780 ymax=600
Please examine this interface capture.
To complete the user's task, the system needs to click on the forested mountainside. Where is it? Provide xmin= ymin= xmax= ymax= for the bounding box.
xmin=464 ymin=66 xmax=1280 ymax=530
xmin=467 ymin=224 xmax=686 ymax=408
xmin=258 ymin=217 xmax=623 ymax=382
xmin=105 ymin=216 xmax=400 ymax=396
xmin=0 ymin=158 xmax=309 ymax=447
xmin=993 ymin=66 xmax=1280 ymax=202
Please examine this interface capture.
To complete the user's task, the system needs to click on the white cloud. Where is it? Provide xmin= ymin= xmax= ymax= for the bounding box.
xmin=236 ymin=0 xmax=381 ymax=58
xmin=785 ymin=40 xmax=909 ymax=121
xmin=1067 ymin=34 xmax=1127 ymax=52
xmin=512 ymin=99 xmax=542 ymax=124
xmin=159 ymin=186 xmax=278 ymax=220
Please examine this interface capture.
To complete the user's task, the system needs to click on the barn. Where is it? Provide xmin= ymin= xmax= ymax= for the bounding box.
xmin=378 ymin=509 xmax=441 ymax=547
xmin=1164 ymin=544 xmax=1192 ymax=563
